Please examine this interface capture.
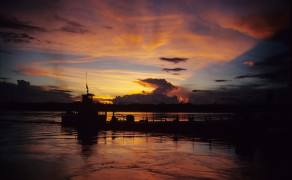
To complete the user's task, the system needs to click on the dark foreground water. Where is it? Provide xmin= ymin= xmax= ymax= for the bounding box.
xmin=0 ymin=111 xmax=291 ymax=180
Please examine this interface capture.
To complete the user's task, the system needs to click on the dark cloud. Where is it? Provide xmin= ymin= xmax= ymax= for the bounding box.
xmin=113 ymin=78 xmax=179 ymax=104
xmin=190 ymin=83 xmax=291 ymax=104
xmin=162 ymin=68 xmax=187 ymax=73
xmin=54 ymin=15 xmax=82 ymax=27
xmin=192 ymin=90 xmax=202 ymax=93
xmin=0 ymin=14 xmax=57 ymax=45
xmin=214 ymin=80 xmax=231 ymax=82
xmin=159 ymin=57 xmax=188 ymax=64
xmin=0 ymin=32 xmax=55 ymax=45
xmin=104 ymin=26 xmax=113 ymax=30
xmin=0 ymin=77 xmax=10 ymax=81
xmin=254 ymin=50 xmax=290 ymax=69
xmin=0 ymin=14 xmax=46 ymax=32
xmin=44 ymin=40 xmax=54 ymax=44
xmin=189 ymin=90 xmax=217 ymax=104
xmin=234 ymin=69 xmax=290 ymax=81
xmin=266 ymin=27 xmax=291 ymax=46
xmin=192 ymin=89 xmax=215 ymax=93
xmin=59 ymin=26 xmax=88 ymax=34
xmin=55 ymin=15 xmax=88 ymax=34
xmin=0 ymin=80 xmax=72 ymax=103
xmin=0 ymin=1 xmax=64 ymax=44
xmin=189 ymin=88 xmax=239 ymax=104
xmin=0 ymin=0 xmax=62 ymax=13
xmin=135 ymin=78 xmax=178 ymax=95
xmin=0 ymin=14 xmax=47 ymax=44
xmin=0 ymin=49 xmax=12 ymax=54
xmin=0 ymin=32 xmax=35 ymax=44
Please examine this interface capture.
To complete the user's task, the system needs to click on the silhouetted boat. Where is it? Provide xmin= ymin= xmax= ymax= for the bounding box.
xmin=62 ymin=75 xmax=107 ymax=127
xmin=62 ymin=92 xmax=107 ymax=127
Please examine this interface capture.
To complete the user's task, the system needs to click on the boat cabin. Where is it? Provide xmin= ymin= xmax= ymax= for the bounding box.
xmin=82 ymin=93 xmax=94 ymax=104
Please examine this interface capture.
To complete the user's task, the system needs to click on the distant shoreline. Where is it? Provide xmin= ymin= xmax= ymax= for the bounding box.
xmin=0 ymin=102 xmax=290 ymax=113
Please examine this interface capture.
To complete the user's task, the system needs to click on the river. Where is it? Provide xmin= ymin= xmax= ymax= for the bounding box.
xmin=0 ymin=111 xmax=291 ymax=180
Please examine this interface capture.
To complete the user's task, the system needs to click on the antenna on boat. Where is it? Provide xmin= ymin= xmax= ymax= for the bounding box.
xmin=86 ymin=72 xmax=89 ymax=94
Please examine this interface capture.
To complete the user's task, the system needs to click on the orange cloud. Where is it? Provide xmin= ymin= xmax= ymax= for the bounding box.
xmin=13 ymin=62 xmax=52 ymax=76
xmin=217 ymin=10 xmax=290 ymax=39
xmin=13 ymin=68 xmax=51 ymax=76
xmin=12 ymin=56 xmax=97 ymax=77
xmin=47 ymin=58 xmax=96 ymax=64
xmin=243 ymin=61 xmax=254 ymax=66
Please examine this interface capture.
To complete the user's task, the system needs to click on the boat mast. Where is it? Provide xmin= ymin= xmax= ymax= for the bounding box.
xmin=86 ymin=72 xmax=89 ymax=94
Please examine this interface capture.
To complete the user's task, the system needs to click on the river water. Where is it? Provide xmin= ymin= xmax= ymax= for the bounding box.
xmin=0 ymin=111 xmax=291 ymax=180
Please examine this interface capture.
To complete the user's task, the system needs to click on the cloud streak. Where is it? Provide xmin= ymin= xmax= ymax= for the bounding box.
xmin=243 ymin=61 xmax=254 ymax=66
xmin=0 ymin=14 xmax=46 ymax=32
xmin=13 ymin=63 xmax=52 ymax=76
xmin=0 ymin=49 xmax=12 ymax=54
xmin=234 ymin=69 xmax=290 ymax=80
xmin=0 ymin=32 xmax=35 ymax=44
xmin=159 ymin=57 xmax=188 ymax=64
xmin=162 ymin=68 xmax=187 ymax=73
xmin=55 ymin=15 xmax=88 ymax=34
xmin=214 ymin=79 xmax=231 ymax=82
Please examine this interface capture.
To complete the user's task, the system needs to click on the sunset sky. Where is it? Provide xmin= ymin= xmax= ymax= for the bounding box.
xmin=0 ymin=0 xmax=290 ymax=104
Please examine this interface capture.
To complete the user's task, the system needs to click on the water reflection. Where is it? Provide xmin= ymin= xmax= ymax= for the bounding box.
xmin=0 ymin=111 xmax=291 ymax=180
xmin=59 ymin=126 xmax=292 ymax=180
xmin=58 ymin=127 xmax=248 ymax=179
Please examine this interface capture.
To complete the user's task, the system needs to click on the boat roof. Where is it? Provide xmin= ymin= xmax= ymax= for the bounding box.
xmin=82 ymin=93 xmax=95 ymax=96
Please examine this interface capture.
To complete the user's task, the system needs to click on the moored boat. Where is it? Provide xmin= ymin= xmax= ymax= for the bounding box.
xmin=62 ymin=76 xmax=107 ymax=127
